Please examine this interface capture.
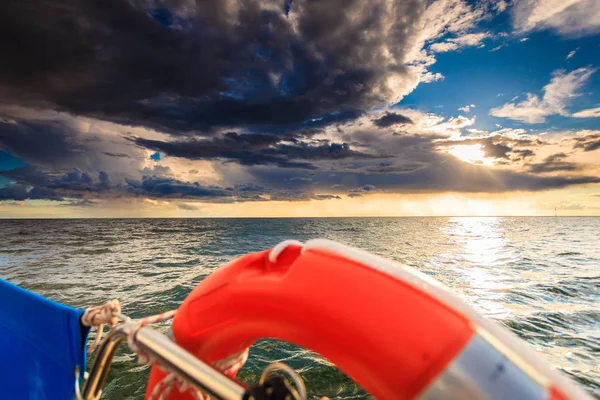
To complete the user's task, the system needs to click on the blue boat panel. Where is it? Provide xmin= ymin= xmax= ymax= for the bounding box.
xmin=0 ymin=278 xmax=89 ymax=400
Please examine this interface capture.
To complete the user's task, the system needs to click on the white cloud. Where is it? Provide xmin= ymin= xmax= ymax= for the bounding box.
xmin=573 ymin=107 xmax=600 ymax=118
xmin=430 ymin=32 xmax=491 ymax=52
xmin=490 ymin=67 xmax=596 ymax=123
xmin=374 ymin=108 xmax=476 ymax=138
xmin=512 ymin=0 xmax=600 ymax=37
xmin=420 ymin=71 xmax=445 ymax=83
xmin=492 ymin=127 xmax=528 ymax=136
xmin=406 ymin=0 xmax=489 ymax=63
xmin=458 ymin=104 xmax=476 ymax=112
xmin=520 ymin=37 xmax=529 ymax=42
xmin=429 ymin=42 xmax=460 ymax=52
xmin=495 ymin=1 xmax=509 ymax=13
xmin=418 ymin=0 xmax=489 ymax=43
xmin=452 ymin=33 xmax=489 ymax=46
xmin=426 ymin=115 xmax=476 ymax=138
xmin=405 ymin=0 xmax=494 ymax=84
xmin=566 ymin=49 xmax=578 ymax=59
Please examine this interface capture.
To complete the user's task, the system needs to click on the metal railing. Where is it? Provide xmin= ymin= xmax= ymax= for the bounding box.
xmin=82 ymin=322 xmax=247 ymax=400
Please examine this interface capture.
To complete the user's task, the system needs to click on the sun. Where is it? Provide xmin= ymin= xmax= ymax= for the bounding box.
xmin=448 ymin=144 xmax=491 ymax=165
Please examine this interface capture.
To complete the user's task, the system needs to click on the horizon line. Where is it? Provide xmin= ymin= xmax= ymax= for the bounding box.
xmin=1 ymin=215 xmax=599 ymax=220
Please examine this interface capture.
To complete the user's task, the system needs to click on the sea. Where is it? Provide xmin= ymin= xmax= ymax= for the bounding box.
xmin=0 ymin=217 xmax=598 ymax=399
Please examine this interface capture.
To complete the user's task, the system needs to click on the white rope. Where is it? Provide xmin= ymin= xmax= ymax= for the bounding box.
xmin=80 ymin=302 xmax=249 ymax=400
xmin=125 ymin=309 xmax=177 ymax=365
xmin=148 ymin=371 xmax=207 ymax=400
xmin=81 ymin=299 xmax=122 ymax=354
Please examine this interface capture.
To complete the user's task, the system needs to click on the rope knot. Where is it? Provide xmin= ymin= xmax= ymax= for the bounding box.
xmin=81 ymin=299 xmax=122 ymax=354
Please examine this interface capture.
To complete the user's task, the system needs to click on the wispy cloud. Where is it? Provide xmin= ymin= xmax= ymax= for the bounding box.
xmin=409 ymin=0 xmax=495 ymax=83
xmin=573 ymin=107 xmax=600 ymax=118
xmin=458 ymin=104 xmax=476 ymax=113
xmin=430 ymin=32 xmax=491 ymax=52
xmin=512 ymin=0 xmax=600 ymax=37
xmin=566 ymin=48 xmax=578 ymax=59
xmin=490 ymin=67 xmax=596 ymax=123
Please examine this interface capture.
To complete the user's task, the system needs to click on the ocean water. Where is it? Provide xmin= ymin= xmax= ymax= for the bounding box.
xmin=0 ymin=217 xmax=598 ymax=399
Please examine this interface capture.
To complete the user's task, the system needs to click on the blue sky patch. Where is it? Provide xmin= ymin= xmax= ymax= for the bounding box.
xmin=0 ymin=150 xmax=25 ymax=172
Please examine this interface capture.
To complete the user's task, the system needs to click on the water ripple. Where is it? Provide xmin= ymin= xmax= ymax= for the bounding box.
xmin=0 ymin=217 xmax=598 ymax=399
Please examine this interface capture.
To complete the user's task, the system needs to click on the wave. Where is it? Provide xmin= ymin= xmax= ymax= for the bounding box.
xmin=0 ymin=248 xmax=32 ymax=254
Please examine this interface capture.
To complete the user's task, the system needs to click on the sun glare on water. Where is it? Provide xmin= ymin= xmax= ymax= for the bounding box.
xmin=448 ymin=144 xmax=491 ymax=165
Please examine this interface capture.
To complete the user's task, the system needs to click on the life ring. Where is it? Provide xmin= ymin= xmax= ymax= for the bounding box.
xmin=146 ymin=239 xmax=591 ymax=400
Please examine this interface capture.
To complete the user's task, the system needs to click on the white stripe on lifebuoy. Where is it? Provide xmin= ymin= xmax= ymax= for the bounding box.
xmin=300 ymin=239 xmax=591 ymax=400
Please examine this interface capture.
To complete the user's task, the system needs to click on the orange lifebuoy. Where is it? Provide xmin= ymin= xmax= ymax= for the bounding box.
xmin=146 ymin=239 xmax=591 ymax=400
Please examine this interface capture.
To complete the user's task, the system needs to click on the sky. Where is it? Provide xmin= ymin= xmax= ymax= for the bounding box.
xmin=1 ymin=0 xmax=600 ymax=217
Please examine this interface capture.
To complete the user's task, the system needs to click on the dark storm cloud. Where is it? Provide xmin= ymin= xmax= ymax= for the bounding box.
xmin=0 ymin=184 xmax=63 ymax=201
xmin=338 ymin=131 xmax=445 ymax=171
xmin=0 ymin=165 xmax=54 ymax=186
xmin=2 ymin=0 xmax=599 ymax=207
xmin=28 ymin=186 xmax=64 ymax=200
xmin=345 ymin=184 xmax=377 ymax=197
xmin=365 ymin=162 xmax=424 ymax=173
xmin=132 ymin=135 xmax=314 ymax=169
xmin=0 ymin=119 xmax=84 ymax=166
xmin=438 ymin=137 xmax=513 ymax=159
xmin=511 ymin=149 xmax=535 ymax=160
xmin=528 ymin=153 xmax=583 ymax=173
xmin=99 ymin=171 xmax=111 ymax=188
xmin=123 ymin=175 xmax=340 ymax=202
xmin=126 ymin=176 xmax=232 ymax=198
xmin=573 ymin=134 xmax=600 ymax=152
xmin=482 ymin=141 xmax=512 ymax=159
xmin=0 ymin=166 xmax=111 ymax=200
xmin=177 ymin=203 xmax=199 ymax=211
xmin=52 ymin=169 xmax=112 ymax=192
xmin=61 ymin=199 xmax=97 ymax=207
xmin=102 ymin=152 xmax=130 ymax=158
xmin=350 ymin=184 xmax=377 ymax=193
xmin=312 ymin=194 xmax=342 ymax=200
xmin=0 ymin=185 xmax=29 ymax=201
xmin=246 ymin=154 xmax=600 ymax=194
xmin=131 ymin=133 xmax=383 ymax=169
xmin=0 ymin=116 xmax=143 ymax=177
xmin=271 ymin=192 xmax=341 ymax=201
xmin=231 ymin=183 xmax=265 ymax=192
xmin=372 ymin=112 xmax=414 ymax=128
xmin=0 ymin=0 xmax=424 ymax=134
